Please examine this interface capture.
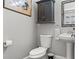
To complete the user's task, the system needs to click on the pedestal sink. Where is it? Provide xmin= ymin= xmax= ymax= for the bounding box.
xmin=58 ymin=33 xmax=75 ymax=59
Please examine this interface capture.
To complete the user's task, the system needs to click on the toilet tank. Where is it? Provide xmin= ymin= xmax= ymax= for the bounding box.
xmin=40 ymin=35 xmax=52 ymax=48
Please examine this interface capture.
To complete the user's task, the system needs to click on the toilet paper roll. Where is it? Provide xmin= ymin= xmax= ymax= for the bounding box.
xmin=3 ymin=40 xmax=13 ymax=47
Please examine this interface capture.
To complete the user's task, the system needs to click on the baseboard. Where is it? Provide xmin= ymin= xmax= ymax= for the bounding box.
xmin=55 ymin=55 xmax=66 ymax=59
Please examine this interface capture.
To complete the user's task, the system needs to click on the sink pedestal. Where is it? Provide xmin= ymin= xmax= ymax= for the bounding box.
xmin=58 ymin=33 xmax=75 ymax=59
xmin=66 ymin=42 xmax=74 ymax=59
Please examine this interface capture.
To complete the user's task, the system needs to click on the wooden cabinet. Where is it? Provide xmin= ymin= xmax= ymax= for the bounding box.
xmin=36 ymin=0 xmax=55 ymax=24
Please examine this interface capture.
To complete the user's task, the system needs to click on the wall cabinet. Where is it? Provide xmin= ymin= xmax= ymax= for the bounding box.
xmin=36 ymin=0 xmax=55 ymax=24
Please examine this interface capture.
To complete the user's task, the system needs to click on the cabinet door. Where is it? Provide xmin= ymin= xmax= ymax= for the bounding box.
xmin=38 ymin=1 xmax=53 ymax=23
xmin=38 ymin=2 xmax=45 ymax=22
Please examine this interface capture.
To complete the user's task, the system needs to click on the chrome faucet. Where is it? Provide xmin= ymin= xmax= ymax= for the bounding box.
xmin=67 ymin=28 xmax=75 ymax=37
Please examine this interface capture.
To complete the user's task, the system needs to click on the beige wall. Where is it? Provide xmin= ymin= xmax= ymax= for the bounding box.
xmin=3 ymin=0 xmax=39 ymax=59
xmin=37 ymin=0 xmax=74 ymax=57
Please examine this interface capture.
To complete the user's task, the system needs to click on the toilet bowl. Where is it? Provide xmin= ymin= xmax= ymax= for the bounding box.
xmin=24 ymin=35 xmax=52 ymax=59
xmin=29 ymin=47 xmax=47 ymax=58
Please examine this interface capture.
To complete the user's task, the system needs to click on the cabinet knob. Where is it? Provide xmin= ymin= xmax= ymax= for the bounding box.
xmin=41 ymin=16 xmax=46 ymax=21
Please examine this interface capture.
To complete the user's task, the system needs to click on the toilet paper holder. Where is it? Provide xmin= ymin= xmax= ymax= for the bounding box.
xmin=3 ymin=40 xmax=13 ymax=48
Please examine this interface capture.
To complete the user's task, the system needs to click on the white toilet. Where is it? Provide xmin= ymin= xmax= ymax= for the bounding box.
xmin=29 ymin=35 xmax=52 ymax=58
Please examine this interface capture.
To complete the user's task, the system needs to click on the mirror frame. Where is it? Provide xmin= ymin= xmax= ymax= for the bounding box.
xmin=61 ymin=0 xmax=75 ymax=27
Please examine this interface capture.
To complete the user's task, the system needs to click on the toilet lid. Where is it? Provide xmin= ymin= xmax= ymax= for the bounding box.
xmin=29 ymin=47 xmax=47 ymax=56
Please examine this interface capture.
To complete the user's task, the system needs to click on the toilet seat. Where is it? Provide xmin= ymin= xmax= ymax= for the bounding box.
xmin=29 ymin=47 xmax=47 ymax=58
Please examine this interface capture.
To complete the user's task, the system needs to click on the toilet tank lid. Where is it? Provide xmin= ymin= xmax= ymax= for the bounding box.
xmin=40 ymin=35 xmax=52 ymax=38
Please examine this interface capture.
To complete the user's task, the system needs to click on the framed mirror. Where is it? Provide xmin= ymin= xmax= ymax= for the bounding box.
xmin=61 ymin=0 xmax=75 ymax=27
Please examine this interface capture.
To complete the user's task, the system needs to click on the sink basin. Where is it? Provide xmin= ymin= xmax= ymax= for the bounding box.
xmin=58 ymin=33 xmax=75 ymax=43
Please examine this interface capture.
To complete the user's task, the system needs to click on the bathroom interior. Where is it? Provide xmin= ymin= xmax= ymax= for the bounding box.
xmin=3 ymin=0 xmax=75 ymax=59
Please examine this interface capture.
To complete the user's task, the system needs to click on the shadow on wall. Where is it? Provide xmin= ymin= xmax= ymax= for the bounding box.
xmin=3 ymin=47 xmax=7 ymax=53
